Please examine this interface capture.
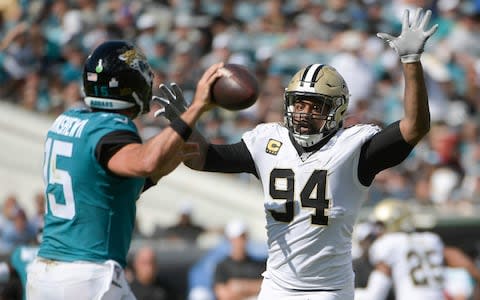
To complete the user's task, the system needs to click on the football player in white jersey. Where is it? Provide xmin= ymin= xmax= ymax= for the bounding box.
xmin=157 ymin=8 xmax=437 ymax=300
xmin=358 ymin=198 xmax=446 ymax=300
xmin=356 ymin=198 xmax=480 ymax=300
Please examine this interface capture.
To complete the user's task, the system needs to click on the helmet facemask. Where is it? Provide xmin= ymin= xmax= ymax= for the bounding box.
xmin=284 ymin=64 xmax=349 ymax=148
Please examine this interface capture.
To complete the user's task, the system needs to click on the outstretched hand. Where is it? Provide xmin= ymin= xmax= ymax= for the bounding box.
xmin=151 ymin=83 xmax=188 ymax=120
xmin=377 ymin=8 xmax=438 ymax=63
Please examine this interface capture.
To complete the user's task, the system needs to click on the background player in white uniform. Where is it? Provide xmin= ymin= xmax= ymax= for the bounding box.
xmin=361 ymin=199 xmax=445 ymax=300
xmin=356 ymin=198 xmax=480 ymax=300
xmin=157 ymin=8 xmax=437 ymax=300
xmin=26 ymin=41 xmax=223 ymax=300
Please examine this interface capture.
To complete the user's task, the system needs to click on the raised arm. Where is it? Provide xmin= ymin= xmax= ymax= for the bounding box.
xmin=357 ymin=8 xmax=439 ymax=185
xmin=153 ymin=76 xmax=256 ymax=174
xmin=107 ymin=62 xmax=223 ymax=182
xmin=444 ymin=246 xmax=480 ymax=284
xmin=377 ymin=8 xmax=438 ymax=145
xmin=400 ymin=62 xmax=429 ymax=145
xmin=151 ymin=81 xmax=213 ymax=171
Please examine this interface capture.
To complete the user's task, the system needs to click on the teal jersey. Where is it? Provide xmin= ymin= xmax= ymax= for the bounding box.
xmin=11 ymin=245 xmax=39 ymax=300
xmin=38 ymin=108 xmax=145 ymax=267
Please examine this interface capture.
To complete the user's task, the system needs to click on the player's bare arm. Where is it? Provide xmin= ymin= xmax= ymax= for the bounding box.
xmin=399 ymin=62 xmax=430 ymax=145
xmin=444 ymin=246 xmax=480 ymax=283
xmin=182 ymin=130 xmax=209 ymax=170
xmin=357 ymin=8 xmax=439 ymax=186
xmin=377 ymin=8 xmax=438 ymax=145
xmin=108 ymin=62 xmax=223 ymax=181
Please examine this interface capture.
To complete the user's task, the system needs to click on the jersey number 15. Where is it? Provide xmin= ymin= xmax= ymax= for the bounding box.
xmin=43 ymin=138 xmax=76 ymax=220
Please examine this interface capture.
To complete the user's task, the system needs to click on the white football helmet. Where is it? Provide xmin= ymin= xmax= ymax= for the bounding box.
xmin=284 ymin=64 xmax=349 ymax=147
xmin=372 ymin=198 xmax=415 ymax=233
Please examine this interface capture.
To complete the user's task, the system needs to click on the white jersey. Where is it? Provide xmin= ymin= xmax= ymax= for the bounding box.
xmin=242 ymin=123 xmax=380 ymax=290
xmin=369 ymin=231 xmax=445 ymax=300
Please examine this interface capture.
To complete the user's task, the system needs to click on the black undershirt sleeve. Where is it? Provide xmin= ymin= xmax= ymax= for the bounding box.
xmin=202 ymin=123 xmax=412 ymax=185
xmin=95 ymin=130 xmax=154 ymax=190
xmin=95 ymin=130 xmax=142 ymax=168
xmin=203 ymin=141 xmax=258 ymax=177
xmin=358 ymin=121 xmax=414 ymax=186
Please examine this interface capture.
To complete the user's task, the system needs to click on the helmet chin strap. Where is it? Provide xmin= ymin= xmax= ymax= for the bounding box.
xmin=292 ymin=118 xmax=338 ymax=147
xmin=132 ymin=92 xmax=144 ymax=117
xmin=293 ymin=132 xmax=324 ymax=147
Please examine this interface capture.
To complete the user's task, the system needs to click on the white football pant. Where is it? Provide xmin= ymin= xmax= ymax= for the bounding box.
xmin=257 ymin=276 xmax=354 ymax=300
xmin=26 ymin=258 xmax=135 ymax=300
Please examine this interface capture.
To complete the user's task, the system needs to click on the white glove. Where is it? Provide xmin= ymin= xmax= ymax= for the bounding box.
xmin=377 ymin=8 xmax=438 ymax=63
xmin=151 ymin=83 xmax=188 ymax=120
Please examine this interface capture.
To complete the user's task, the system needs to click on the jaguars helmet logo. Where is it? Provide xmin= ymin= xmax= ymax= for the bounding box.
xmin=118 ymin=49 xmax=152 ymax=85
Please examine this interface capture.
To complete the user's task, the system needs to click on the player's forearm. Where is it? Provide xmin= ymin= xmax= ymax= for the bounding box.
xmin=377 ymin=8 xmax=437 ymax=146
xmin=358 ymin=270 xmax=392 ymax=300
xmin=109 ymin=106 xmax=205 ymax=177
xmin=444 ymin=246 xmax=480 ymax=282
xmin=180 ymin=102 xmax=208 ymax=128
xmin=399 ymin=62 xmax=430 ymax=145
xmin=183 ymin=130 xmax=209 ymax=170
xmin=107 ymin=126 xmax=186 ymax=177
xmin=137 ymin=105 xmax=206 ymax=175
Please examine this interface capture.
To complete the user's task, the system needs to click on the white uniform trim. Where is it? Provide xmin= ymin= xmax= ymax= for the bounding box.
xmin=299 ymin=63 xmax=323 ymax=92
xmin=84 ymin=97 xmax=135 ymax=110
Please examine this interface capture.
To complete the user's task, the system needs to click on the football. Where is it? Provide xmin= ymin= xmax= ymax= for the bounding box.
xmin=211 ymin=64 xmax=259 ymax=111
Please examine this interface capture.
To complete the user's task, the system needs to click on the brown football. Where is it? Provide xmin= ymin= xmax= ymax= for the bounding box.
xmin=211 ymin=64 xmax=259 ymax=111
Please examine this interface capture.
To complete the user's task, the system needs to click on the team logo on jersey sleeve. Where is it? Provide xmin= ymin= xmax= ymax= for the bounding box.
xmin=266 ymin=139 xmax=282 ymax=155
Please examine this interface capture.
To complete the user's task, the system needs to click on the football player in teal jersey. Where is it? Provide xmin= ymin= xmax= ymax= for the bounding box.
xmin=26 ymin=40 xmax=223 ymax=299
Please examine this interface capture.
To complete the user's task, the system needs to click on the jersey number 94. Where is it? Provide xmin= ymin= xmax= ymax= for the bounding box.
xmin=269 ymin=169 xmax=330 ymax=225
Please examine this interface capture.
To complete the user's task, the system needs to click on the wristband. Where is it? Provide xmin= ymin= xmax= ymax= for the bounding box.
xmin=170 ymin=118 xmax=192 ymax=141
xmin=400 ymin=54 xmax=421 ymax=64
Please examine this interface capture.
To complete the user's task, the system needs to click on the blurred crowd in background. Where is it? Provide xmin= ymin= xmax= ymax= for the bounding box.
xmin=1 ymin=0 xmax=480 ymax=212
xmin=1 ymin=0 xmax=480 ymax=298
